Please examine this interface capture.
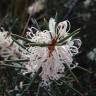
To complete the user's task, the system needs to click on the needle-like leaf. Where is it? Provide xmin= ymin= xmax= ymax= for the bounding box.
xmin=0 ymin=63 xmax=26 ymax=69
xmin=11 ymin=34 xmax=34 ymax=43
xmin=58 ymin=28 xmax=80 ymax=44
xmin=77 ymin=66 xmax=92 ymax=74
xmin=20 ymin=67 xmax=42 ymax=96
xmin=62 ymin=80 xmax=83 ymax=96
xmin=3 ymin=59 xmax=29 ymax=63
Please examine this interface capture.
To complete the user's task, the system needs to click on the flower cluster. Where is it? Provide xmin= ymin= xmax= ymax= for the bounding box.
xmin=24 ymin=18 xmax=82 ymax=85
xmin=0 ymin=30 xmax=26 ymax=64
xmin=0 ymin=18 xmax=81 ymax=86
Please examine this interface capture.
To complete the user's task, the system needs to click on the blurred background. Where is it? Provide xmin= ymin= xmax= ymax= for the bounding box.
xmin=0 ymin=0 xmax=96 ymax=96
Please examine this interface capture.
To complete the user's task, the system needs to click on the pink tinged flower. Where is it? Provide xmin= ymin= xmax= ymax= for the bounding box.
xmin=57 ymin=20 xmax=70 ymax=37
xmin=0 ymin=31 xmax=27 ymax=61
xmin=25 ymin=18 xmax=81 ymax=85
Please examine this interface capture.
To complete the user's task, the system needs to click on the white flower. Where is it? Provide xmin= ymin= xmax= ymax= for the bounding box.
xmin=0 ymin=31 xmax=26 ymax=61
xmin=24 ymin=18 xmax=81 ymax=85
xmin=49 ymin=18 xmax=56 ymax=37
xmin=28 ymin=0 xmax=45 ymax=15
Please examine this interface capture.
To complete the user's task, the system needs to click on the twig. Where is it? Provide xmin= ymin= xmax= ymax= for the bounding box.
xmin=22 ymin=14 xmax=32 ymax=36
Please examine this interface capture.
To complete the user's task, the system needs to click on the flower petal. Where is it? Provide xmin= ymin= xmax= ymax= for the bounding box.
xmin=57 ymin=20 xmax=71 ymax=37
xmin=49 ymin=18 xmax=56 ymax=38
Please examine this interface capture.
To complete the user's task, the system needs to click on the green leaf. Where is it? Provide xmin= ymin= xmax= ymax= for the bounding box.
xmin=62 ymin=81 xmax=83 ymax=96
xmin=20 ymin=67 xmax=41 ymax=96
xmin=77 ymin=66 xmax=92 ymax=74
xmin=4 ymin=59 xmax=29 ymax=63
xmin=12 ymin=34 xmax=51 ymax=47
xmin=11 ymin=34 xmax=34 ymax=43
xmin=11 ymin=29 xmax=80 ymax=47
xmin=58 ymin=28 xmax=80 ymax=44
xmin=25 ymin=43 xmax=49 ymax=47
xmin=31 ymin=18 xmax=41 ymax=30
xmin=12 ymin=37 xmax=29 ymax=51
xmin=0 ymin=63 xmax=26 ymax=69
xmin=55 ymin=12 xmax=58 ymax=23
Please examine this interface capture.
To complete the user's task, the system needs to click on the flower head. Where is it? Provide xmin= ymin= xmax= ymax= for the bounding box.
xmin=0 ymin=30 xmax=26 ymax=61
xmin=24 ymin=18 xmax=81 ymax=85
